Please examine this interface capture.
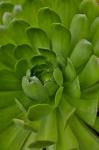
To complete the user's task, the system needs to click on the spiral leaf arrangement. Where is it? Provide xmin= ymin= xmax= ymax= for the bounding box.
xmin=0 ymin=0 xmax=99 ymax=150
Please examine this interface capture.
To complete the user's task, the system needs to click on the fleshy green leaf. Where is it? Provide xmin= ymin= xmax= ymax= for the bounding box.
xmin=91 ymin=16 xmax=99 ymax=36
xmin=53 ymin=67 xmax=63 ymax=86
xmin=70 ymin=115 xmax=99 ymax=150
xmin=70 ymin=39 xmax=93 ymax=69
xmin=44 ymin=80 xmax=58 ymax=97
xmin=0 ymin=124 xmax=30 ymax=150
xmin=22 ymin=75 xmax=49 ymax=102
xmin=64 ymin=77 xmax=81 ymax=98
xmin=64 ymin=125 xmax=79 ymax=150
xmin=38 ymin=48 xmax=56 ymax=63
xmin=56 ymin=109 xmax=76 ymax=150
xmin=60 ymin=96 xmax=76 ymax=127
xmin=82 ymin=82 xmax=99 ymax=99
xmin=79 ymin=55 xmax=99 ymax=88
xmin=0 ymin=44 xmax=16 ymax=69
xmin=29 ymin=110 xmax=57 ymax=148
xmin=15 ymin=59 xmax=29 ymax=79
xmin=15 ymin=98 xmax=26 ymax=114
xmin=54 ymin=0 xmax=79 ymax=28
xmin=31 ymin=55 xmax=47 ymax=67
xmin=27 ymin=104 xmax=53 ymax=121
xmin=55 ymin=86 xmax=63 ymax=107
xmin=13 ymin=118 xmax=39 ymax=132
xmin=0 ymin=70 xmax=21 ymax=91
xmin=79 ymin=0 xmax=99 ymax=22
xmin=38 ymin=7 xmax=61 ymax=33
xmin=51 ymin=23 xmax=71 ymax=59
xmin=0 ymin=91 xmax=22 ymax=108
xmin=64 ymin=58 xmax=76 ymax=82
xmin=0 ymin=25 xmax=12 ymax=45
xmin=14 ymin=44 xmax=33 ymax=60
xmin=21 ymin=132 xmax=40 ymax=150
xmin=27 ymin=27 xmax=50 ymax=50
xmin=0 ymin=104 xmax=21 ymax=132
xmin=70 ymin=14 xmax=89 ymax=46
xmin=68 ymin=97 xmax=98 ymax=126
xmin=9 ymin=19 xmax=29 ymax=44
xmin=93 ymin=40 xmax=99 ymax=57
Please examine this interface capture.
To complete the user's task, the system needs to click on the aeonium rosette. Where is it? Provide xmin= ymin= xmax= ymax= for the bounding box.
xmin=0 ymin=0 xmax=99 ymax=150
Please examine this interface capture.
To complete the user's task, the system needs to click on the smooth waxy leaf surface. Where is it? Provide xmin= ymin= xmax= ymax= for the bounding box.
xmin=53 ymin=67 xmax=63 ymax=86
xmin=79 ymin=55 xmax=99 ymax=88
xmin=27 ymin=27 xmax=50 ymax=50
xmin=38 ymin=7 xmax=61 ymax=33
xmin=51 ymin=23 xmax=71 ymax=59
xmin=70 ymin=116 xmax=99 ymax=150
xmin=70 ymin=14 xmax=89 ymax=46
xmin=29 ymin=110 xmax=57 ymax=148
xmin=27 ymin=104 xmax=53 ymax=121
xmin=70 ymin=39 xmax=93 ymax=69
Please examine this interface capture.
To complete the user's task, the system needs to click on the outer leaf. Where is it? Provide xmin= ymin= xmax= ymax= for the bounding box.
xmin=29 ymin=110 xmax=57 ymax=148
xmin=51 ymin=23 xmax=71 ymax=59
xmin=9 ymin=19 xmax=29 ymax=44
xmin=64 ymin=125 xmax=79 ymax=150
xmin=0 ymin=104 xmax=20 ymax=132
xmin=0 ymin=25 xmax=12 ymax=45
xmin=15 ymin=98 xmax=26 ymax=114
xmin=79 ymin=0 xmax=99 ymax=22
xmin=70 ymin=39 xmax=93 ymax=69
xmin=79 ymin=55 xmax=99 ymax=88
xmin=82 ymin=82 xmax=99 ymax=99
xmin=27 ymin=27 xmax=50 ymax=50
xmin=14 ymin=44 xmax=33 ymax=60
xmin=93 ymin=40 xmax=99 ymax=57
xmin=56 ymin=109 xmax=76 ymax=150
xmin=67 ymin=96 xmax=98 ymax=126
xmin=15 ymin=59 xmax=29 ymax=79
xmin=70 ymin=115 xmax=99 ymax=150
xmin=54 ymin=0 xmax=79 ymax=28
xmin=27 ymin=104 xmax=52 ymax=121
xmin=13 ymin=118 xmax=39 ymax=132
xmin=91 ymin=16 xmax=99 ymax=36
xmin=21 ymin=132 xmax=41 ymax=150
xmin=0 ymin=70 xmax=21 ymax=91
xmin=70 ymin=14 xmax=89 ymax=46
xmin=60 ymin=96 xmax=76 ymax=127
xmin=0 ymin=91 xmax=22 ymax=108
xmin=0 ymin=44 xmax=16 ymax=69
xmin=0 ymin=124 xmax=30 ymax=150
xmin=64 ymin=77 xmax=81 ymax=98
xmin=38 ymin=7 xmax=61 ymax=33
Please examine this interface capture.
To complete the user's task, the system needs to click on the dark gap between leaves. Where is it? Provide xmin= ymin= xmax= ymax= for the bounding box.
xmin=85 ymin=123 xmax=99 ymax=137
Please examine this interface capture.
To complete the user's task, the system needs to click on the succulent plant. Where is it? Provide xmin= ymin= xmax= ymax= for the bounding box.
xmin=0 ymin=0 xmax=99 ymax=150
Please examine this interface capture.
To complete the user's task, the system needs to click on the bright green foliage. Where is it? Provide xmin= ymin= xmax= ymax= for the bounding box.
xmin=0 ymin=0 xmax=99 ymax=150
